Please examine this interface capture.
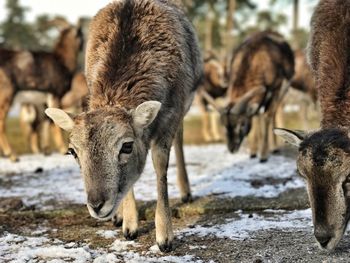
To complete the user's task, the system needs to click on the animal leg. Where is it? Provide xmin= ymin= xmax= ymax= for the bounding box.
xmin=273 ymin=102 xmax=285 ymax=150
xmin=269 ymin=112 xmax=279 ymax=154
xmin=49 ymin=96 xmax=67 ymax=154
xmin=151 ymin=140 xmax=173 ymax=252
xmin=174 ymin=121 xmax=192 ymax=203
xmin=0 ymin=70 xmax=17 ymax=161
xmin=112 ymin=201 xmax=123 ymax=227
xmin=259 ymin=113 xmax=271 ymax=163
xmin=202 ymin=111 xmax=213 ymax=142
xmin=29 ymin=130 xmax=40 ymax=154
xmin=19 ymin=104 xmax=40 ymax=154
xmin=197 ymin=96 xmax=213 ymax=142
xmin=210 ymin=112 xmax=222 ymax=141
xmin=248 ymin=116 xmax=259 ymax=158
xmin=40 ymin=120 xmax=51 ymax=155
xmin=122 ymin=188 xmax=138 ymax=240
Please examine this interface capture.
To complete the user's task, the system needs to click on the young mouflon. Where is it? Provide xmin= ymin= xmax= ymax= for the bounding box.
xmin=46 ymin=0 xmax=202 ymax=252
xmin=204 ymin=31 xmax=294 ymax=162
xmin=275 ymin=0 xmax=350 ymax=251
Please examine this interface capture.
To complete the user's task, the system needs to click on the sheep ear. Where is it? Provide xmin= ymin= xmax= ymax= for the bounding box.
xmin=133 ymin=101 xmax=161 ymax=129
xmin=274 ymin=128 xmax=306 ymax=148
xmin=45 ymin=108 xmax=75 ymax=132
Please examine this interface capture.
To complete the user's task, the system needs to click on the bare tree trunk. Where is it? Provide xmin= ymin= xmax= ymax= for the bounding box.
xmin=205 ymin=3 xmax=215 ymax=52
xmin=293 ymin=0 xmax=299 ymax=31
xmin=225 ymin=0 xmax=236 ymax=65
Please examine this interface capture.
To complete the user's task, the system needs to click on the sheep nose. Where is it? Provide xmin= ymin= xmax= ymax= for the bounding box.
xmin=315 ymin=231 xmax=332 ymax=248
xmin=90 ymin=201 xmax=105 ymax=214
xmin=88 ymin=195 xmax=106 ymax=214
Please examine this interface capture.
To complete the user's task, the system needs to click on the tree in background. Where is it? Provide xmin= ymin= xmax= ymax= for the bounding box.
xmin=256 ymin=11 xmax=287 ymax=31
xmin=0 ymin=0 xmax=37 ymax=49
xmin=234 ymin=10 xmax=287 ymax=50
xmin=32 ymin=15 xmax=64 ymax=51
xmin=0 ymin=0 xmax=87 ymax=54
xmin=270 ymin=0 xmax=299 ymax=31
xmin=269 ymin=0 xmax=317 ymax=49
xmin=183 ymin=0 xmax=255 ymax=60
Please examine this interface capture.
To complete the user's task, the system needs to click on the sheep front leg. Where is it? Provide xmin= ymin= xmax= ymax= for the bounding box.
xmin=152 ymin=141 xmax=173 ymax=252
xmin=112 ymin=201 xmax=123 ymax=227
xmin=248 ymin=115 xmax=260 ymax=158
xmin=122 ymin=188 xmax=138 ymax=240
xmin=197 ymin=95 xmax=213 ymax=142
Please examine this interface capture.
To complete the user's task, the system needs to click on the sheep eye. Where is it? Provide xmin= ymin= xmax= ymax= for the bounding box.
xmin=120 ymin=142 xmax=133 ymax=154
xmin=67 ymin=148 xmax=78 ymax=159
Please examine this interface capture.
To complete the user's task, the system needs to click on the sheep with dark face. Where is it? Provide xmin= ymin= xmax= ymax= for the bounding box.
xmin=276 ymin=0 xmax=350 ymax=251
xmin=205 ymin=31 xmax=294 ymax=162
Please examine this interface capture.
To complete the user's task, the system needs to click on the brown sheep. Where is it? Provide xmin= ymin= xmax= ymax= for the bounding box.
xmin=0 ymin=22 xmax=83 ymax=161
xmin=46 ymin=0 xmax=202 ymax=252
xmin=276 ymin=0 xmax=350 ymax=251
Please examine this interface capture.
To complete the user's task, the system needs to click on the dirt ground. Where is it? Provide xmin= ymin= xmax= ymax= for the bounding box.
xmin=1 ymin=188 xmax=349 ymax=262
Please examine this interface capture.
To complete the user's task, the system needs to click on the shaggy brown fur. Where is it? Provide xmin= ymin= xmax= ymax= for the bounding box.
xmin=229 ymin=31 xmax=294 ymax=104
xmin=86 ymin=0 xmax=202 ymax=111
xmin=47 ymin=0 xmax=202 ymax=252
xmin=0 ymin=24 xmax=83 ymax=160
xmin=224 ymin=31 xmax=294 ymax=161
xmin=275 ymin=0 xmax=350 ymax=251
xmin=308 ymin=0 xmax=350 ymax=128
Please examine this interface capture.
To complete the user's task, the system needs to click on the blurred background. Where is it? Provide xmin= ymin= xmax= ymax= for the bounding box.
xmin=0 ymin=0 xmax=319 ymax=153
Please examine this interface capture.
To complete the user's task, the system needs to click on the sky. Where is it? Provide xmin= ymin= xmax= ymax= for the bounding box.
xmin=0 ymin=0 xmax=317 ymax=33
xmin=0 ymin=0 xmax=111 ymax=23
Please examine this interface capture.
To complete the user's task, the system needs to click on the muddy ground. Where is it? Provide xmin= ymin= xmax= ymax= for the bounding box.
xmin=1 ymin=146 xmax=350 ymax=262
xmin=1 ymin=187 xmax=350 ymax=262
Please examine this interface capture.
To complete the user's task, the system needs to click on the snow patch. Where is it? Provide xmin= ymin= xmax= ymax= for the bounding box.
xmin=0 ymin=145 xmax=303 ymax=210
xmin=111 ymin=239 xmax=139 ymax=252
xmin=179 ymin=209 xmax=313 ymax=240
xmin=0 ymin=232 xmax=201 ymax=263
xmin=0 ymin=233 xmax=91 ymax=263
xmin=96 ymin=230 xmax=119 ymax=239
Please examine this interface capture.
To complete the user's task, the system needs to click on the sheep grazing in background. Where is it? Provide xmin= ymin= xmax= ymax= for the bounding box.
xmin=276 ymin=0 xmax=350 ymax=251
xmin=0 ymin=18 xmax=84 ymax=161
xmin=46 ymin=0 xmax=202 ymax=252
xmin=204 ymin=31 xmax=294 ymax=162
xmin=19 ymin=72 xmax=88 ymax=155
xmin=197 ymin=51 xmax=228 ymax=142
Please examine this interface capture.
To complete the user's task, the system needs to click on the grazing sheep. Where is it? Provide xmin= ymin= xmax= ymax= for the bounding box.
xmin=197 ymin=52 xmax=227 ymax=142
xmin=204 ymin=31 xmax=294 ymax=162
xmin=46 ymin=0 xmax=202 ymax=252
xmin=0 ymin=20 xmax=83 ymax=161
xmin=275 ymin=0 xmax=350 ymax=251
